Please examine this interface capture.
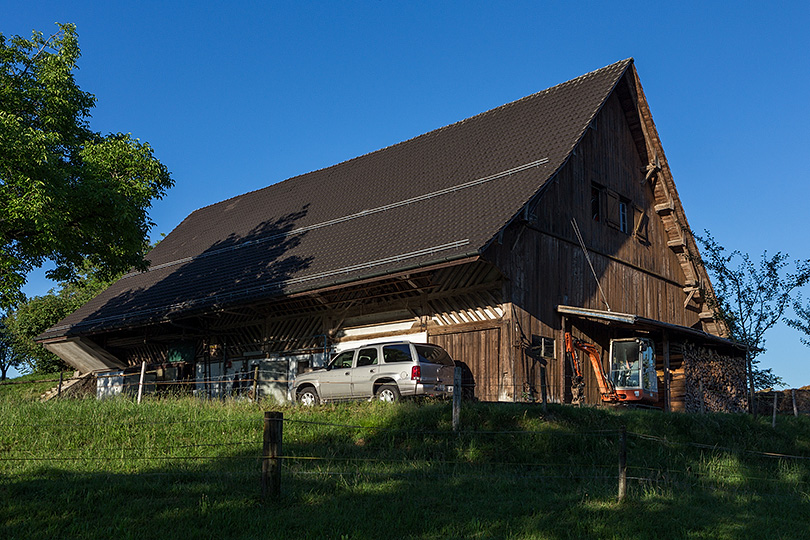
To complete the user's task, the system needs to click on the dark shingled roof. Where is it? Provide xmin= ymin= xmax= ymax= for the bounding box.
xmin=41 ymin=59 xmax=633 ymax=339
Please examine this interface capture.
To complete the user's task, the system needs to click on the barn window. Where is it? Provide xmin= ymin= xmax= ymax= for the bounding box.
xmin=591 ymin=184 xmax=602 ymax=222
xmin=532 ymin=335 xmax=556 ymax=359
xmin=619 ymin=201 xmax=628 ymax=233
xmin=541 ymin=337 xmax=555 ymax=359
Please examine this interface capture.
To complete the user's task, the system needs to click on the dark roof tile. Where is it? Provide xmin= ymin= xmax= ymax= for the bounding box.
xmin=42 ymin=59 xmax=632 ymax=338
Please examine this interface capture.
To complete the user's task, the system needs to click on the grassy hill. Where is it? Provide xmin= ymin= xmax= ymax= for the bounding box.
xmin=1 ymin=380 xmax=809 ymax=539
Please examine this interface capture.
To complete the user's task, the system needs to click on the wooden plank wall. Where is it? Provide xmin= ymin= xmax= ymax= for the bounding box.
xmin=486 ymin=86 xmax=701 ymax=405
xmin=428 ymin=326 xmax=503 ymax=402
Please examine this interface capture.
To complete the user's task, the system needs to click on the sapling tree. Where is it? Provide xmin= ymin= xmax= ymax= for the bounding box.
xmin=694 ymin=231 xmax=810 ymax=390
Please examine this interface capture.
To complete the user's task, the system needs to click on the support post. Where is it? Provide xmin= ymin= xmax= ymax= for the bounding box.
xmin=253 ymin=365 xmax=260 ymax=403
xmin=560 ymin=315 xmax=567 ymax=405
xmin=772 ymin=391 xmax=778 ymax=428
xmin=699 ymin=379 xmax=705 ymax=414
xmin=748 ymin=351 xmax=755 ymax=416
xmin=663 ymin=332 xmax=671 ymax=413
xmin=618 ymin=425 xmax=627 ymax=502
xmin=262 ymin=411 xmax=283 ymax=500
xmin=452 ymin=367 xmax=461 ymax=432
xmin=539 ymin=360 xmax=548 ymax=414
xmin=57 ymin=372 xmax=63 ymax=399
xmin=137 ymin=361 xmax=147 ymax=404
xmin=793 ymin=389 xmax=798 ymax=417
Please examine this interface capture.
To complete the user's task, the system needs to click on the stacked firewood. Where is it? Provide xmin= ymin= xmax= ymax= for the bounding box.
xmin=682 ymin=343 xmax=747 ymax=413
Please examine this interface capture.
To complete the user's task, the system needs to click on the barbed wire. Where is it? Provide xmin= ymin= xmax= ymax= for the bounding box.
xmin=628 ymin=431 xmax=810 ymax=461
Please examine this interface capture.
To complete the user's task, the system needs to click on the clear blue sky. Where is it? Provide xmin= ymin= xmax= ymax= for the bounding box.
xmin=5 ymin=1 xmax=810 ymax=386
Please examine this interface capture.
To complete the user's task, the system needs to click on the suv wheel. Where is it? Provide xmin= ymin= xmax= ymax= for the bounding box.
xmin=376 ymin=384 xmax=401 ymax=403
xmin=298 ymin=387 xmax=319 ymax=406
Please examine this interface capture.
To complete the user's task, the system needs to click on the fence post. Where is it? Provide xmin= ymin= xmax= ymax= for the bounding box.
xmin=452 ymin=367 xmax=461 ymax=432
xmin=539 ymin=362 xmax=548 ymax=414
xmin=57 ymin=372 xmax=63 ymax=399
xmin=137 ymin=361 xmax=147 ymax=404
xmin=253 ymin=366 xmax=260 ymax=403
xmin=618 ymin=425 xmax=627 ymax=502
xmin=792 ymin=389 xmax=798 ymax=417
xmin=699 ymin=380 xmax=706 ymax=414
xmin=262 ymin=411 xmax=283 ymax=500
xmin=772 ymin=391 xmax=778 ymax=428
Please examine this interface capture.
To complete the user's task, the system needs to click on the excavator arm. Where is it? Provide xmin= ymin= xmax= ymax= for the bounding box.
xmin=564 ymin=332 xmax=619 ymax=403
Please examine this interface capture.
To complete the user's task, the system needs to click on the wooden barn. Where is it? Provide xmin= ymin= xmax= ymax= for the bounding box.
xmin=38 ymin=59 xmax=748 ymax=411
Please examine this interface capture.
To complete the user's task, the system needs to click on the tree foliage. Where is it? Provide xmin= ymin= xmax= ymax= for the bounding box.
xmin=0 ymin=318 xmax=23 ymax=380
xmin=694 ymin=231 xmax=810 ymax=389
xmin=0 ymin=23 xmax=172 ymax=309
xmin=4 ymin=263 xmax=115 ymax=374
xmin=786 ymin=294 xmax=810 ymax=349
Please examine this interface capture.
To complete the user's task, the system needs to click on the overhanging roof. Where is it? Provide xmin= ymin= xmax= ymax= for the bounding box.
xmin=40 ymin=59 xmax=634 ymax=340
xmin=557 ymin=305 xmax=745 ymax=350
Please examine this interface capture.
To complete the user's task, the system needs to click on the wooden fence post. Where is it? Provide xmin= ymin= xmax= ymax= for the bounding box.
xmin=452 ymin=367 xmax=461 ymax=432
xmin=137 ymin=361 xmax=147 ymax=404
xmin=618 ymin=425 xmax=627 ymax=502
xmin=539 ymin=361 xmax=548 ymax=414
xmin=253 ymin=366 xmax=260 ymax=403
xmin=262 ymin=411 xmax=283 ymax=500
xmin=772 ymin=392 xmax=778 ymax=428
xmin=792 ymin=389 xmax=798 ymax=417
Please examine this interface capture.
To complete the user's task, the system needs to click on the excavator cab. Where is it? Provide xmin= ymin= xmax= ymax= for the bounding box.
xmin=608 ymin=338 xmax=658 ymax=403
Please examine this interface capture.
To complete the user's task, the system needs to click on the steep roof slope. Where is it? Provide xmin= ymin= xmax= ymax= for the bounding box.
xmin=42 ymin=59 xmax=633 ymax=339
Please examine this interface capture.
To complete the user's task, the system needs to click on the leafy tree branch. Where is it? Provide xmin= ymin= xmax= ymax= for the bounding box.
xmin=693 ymin=231 xmax=810 ymax=389
xmin=0 ymin=23 xmax=173 ymax=308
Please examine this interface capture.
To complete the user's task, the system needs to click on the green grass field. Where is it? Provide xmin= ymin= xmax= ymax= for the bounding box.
xmin=1 ymin=379 xmax=809 ymax=539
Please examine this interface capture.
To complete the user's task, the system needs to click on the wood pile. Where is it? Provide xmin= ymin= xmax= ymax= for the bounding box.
xmin=681 ymin=343 xmax=747 ymax=413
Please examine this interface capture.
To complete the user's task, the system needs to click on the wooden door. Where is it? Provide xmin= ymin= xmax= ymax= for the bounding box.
xmin=429 ymin=327 xmax=502 ymax=401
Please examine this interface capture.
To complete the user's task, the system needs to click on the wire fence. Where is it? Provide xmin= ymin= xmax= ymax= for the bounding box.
xmin=2 ymin=409 xmax=808 ymax=504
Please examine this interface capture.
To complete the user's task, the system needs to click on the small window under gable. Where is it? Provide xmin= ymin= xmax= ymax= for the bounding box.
xmin=591 ymin=184 xmax=602 ymax=222
xmin=619 ymin=200 xmax=628 ymax=233
xmin=590 ymin=183 xmax=636 ymax=237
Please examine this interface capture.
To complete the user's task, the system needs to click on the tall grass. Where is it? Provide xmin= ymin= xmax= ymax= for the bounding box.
xmin=1 ymin=390 xmax=809 ymax=539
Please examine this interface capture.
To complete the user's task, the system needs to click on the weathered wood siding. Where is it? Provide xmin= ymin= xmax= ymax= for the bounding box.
xmin=486 ymin=86 xmax=700 ymax=404
xmin=428 ymin=326 xmax=503 ymax=402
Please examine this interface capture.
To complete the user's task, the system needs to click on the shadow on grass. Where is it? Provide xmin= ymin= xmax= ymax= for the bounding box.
xmin=2 ymin=402 xmax=809 ymax=539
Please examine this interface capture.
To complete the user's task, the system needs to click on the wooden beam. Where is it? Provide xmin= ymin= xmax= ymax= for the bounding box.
xmin=654 ymin=201 xmax=675 ymax=214
xmin=663 ymin=332 xmax=671 ymax=413
xmin=667 ymin=238 xmax=686 ymax=252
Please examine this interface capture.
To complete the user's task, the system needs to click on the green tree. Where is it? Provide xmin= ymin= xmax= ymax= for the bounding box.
xmin=0 ymin=23 xmax=172 ymax=309
xmin=694 ymin=231 xmax=810 ymax=390
xmin=0 ymin=318 xmax=23 ymax=380
xmin=5 ymin=264 xmax=115 ymax=374
xmin=786 ymin=294 xmax=810 ymax=349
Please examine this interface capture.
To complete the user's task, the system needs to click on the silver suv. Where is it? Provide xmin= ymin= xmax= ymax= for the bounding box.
xmin=294 ymin=341 xmax=455 ymax=405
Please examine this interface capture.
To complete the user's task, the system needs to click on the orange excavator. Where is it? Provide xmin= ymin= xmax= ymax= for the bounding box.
xmin=564 ymin=332 xmax=658 ymax=405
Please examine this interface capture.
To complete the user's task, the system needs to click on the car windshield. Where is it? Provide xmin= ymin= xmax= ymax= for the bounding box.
xmin=415 ymin=345 xmax=453 ymax=366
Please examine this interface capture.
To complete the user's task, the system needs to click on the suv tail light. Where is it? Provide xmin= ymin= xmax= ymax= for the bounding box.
xmin=411 ymin=366 xmax=421 ymax=382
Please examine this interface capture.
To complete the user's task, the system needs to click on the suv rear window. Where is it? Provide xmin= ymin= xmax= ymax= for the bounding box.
xmin=383 ymin=344 xmax=412 ymax=363
xmin=415 ymin=345 xmax=454 ymax=366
